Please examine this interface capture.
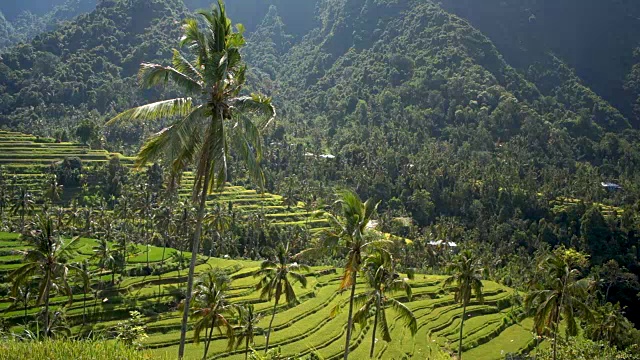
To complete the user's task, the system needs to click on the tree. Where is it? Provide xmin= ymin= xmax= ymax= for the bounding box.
xmin=9 ymin=216 xmax=87 ymax=337
xmin=45 ymin=175 xmax=63 ymax=204
xmin=75 ymin=120 xmax=100 ymax=146
xmin=353 ymin=250 xmax=417 ymax=358
xmin=235 ymin=303 xmax=263 ymax=360
xmin=191 ymin=269 xmax=235 ymax=359
xmin=73 ymin=260 xmax=92 ymax=325
xmin=298 ymin=190 xmax=387 ymax=360
xmin=11 ymin=188 xmax=35 ymax=228
xmin=586 ymin=302 xmax=633 ymax=348
xmin=106 ymin=3 xmax=275 ymax=357
xmin=443 ymin=250 xmax=485 ymax=360
xmin=525 ymin=248 xmax=593 ymax=360
xmin=92 ymin=237 xmax=117 ymax=285
xmin=254 ymin=242 xmax=309 ymax=353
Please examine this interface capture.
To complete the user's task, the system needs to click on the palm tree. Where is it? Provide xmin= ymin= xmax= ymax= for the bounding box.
xmin=587 ymin=302 xmax=631 ymax=347
xmin=106 ymin=2 xmax=275 ymax=357
xmin=191 ymin=269 xmax=235 ymax=359
xmin=92 ymin=238 xmax=117 ymax=285
xmin=45 ymin=175 xmax=63 ymax=204
xmin=73 ymin=260 xmax=92 ymax=325
xmin=525 ymin=251 xmax=593 ymax=360
xmin=254 ymin=242 xmax=308 ymax=353
xmin=353 ymin=250 xmax=417 ymax=358
xmin=10 ymin=282 xmax=34 ymax=322
xmin=443 ymin=250 xmax=485 ymax=360
xmin=299 ymin=190 xmax=386 ymax=360
xmin=11 ymin=188 xmax=35 ymax=228
xmin=234 ymin=303 xmax=263 ymax=360
xmin=9 ymin=216 xmax=87 ymax=337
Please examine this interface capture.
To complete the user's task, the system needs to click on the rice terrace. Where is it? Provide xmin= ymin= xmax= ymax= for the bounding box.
xmin=0 ymin=0 xmax=639 ymax=359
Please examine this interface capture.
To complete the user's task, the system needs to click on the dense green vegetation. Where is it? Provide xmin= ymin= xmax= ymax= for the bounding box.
xmin=1 ymin=0 xmax=640 ymax=359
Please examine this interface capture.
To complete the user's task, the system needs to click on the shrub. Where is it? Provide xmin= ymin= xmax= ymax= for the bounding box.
xmin=0 ymin=339 xmax=164 ymax=360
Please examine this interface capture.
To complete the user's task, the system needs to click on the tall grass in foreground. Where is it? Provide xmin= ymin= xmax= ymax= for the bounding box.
xmin=0 ymin=340 xmax=170 ymax=360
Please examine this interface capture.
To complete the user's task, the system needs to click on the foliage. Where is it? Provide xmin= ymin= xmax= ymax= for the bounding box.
xmin=0 ymin=339 xmax=164 ymax=360
xmin=114 ymin=310 xmax=148 ymax=349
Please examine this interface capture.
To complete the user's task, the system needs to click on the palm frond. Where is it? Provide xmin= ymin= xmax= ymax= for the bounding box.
xmin=106 ymin=98 xmax=193 ymax=126
xmin=389 ymin=298 xmax=418 ymax=336
xmin=138 ymin=63 xmax=203 ymax=94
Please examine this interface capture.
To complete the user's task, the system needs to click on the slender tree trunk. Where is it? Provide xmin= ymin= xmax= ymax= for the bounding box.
xmin=265 ymin=297 xmax=279 ymax=353
xmin=82 ymin=291 xmax=87 ymax=325
xmin=369 ymin=294 xmax=380 ymax=358
xmin=111 ymin=270 xmax=115 ymax=285
xmin=458 ymin=302 xmax=467 ymax=360
xmin=203 ymin=315 xmax=216 ymax=359
xmin=178 ymin=164 xmax=211 ymax=360
xmin=245 ymin=334 xmax=250 ymax=360
xmin=344 ymin=272 xmax=357 ymax=360
xmin=552 ymin=320 xmax=558 ymax=360
xmin=23 ymin=302 xmax=27 ymax=321
xmin=43 ymin=281 xmax=51 ymax=337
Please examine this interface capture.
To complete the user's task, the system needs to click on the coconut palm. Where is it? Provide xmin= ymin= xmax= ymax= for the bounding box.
xmin=299 ymin=190 xmax=386 ymax=360
xmin=45 ymin=175 xmax=63 ymax=204
xmin=10 ymin=283 xmax=34 ymax=322
xmin=353 ymin=250 xmax=417 ymax=358
xmin=587 ymin=302 xmax=632 ymax=347
xmin=11 ymin=188 xmax=35 ymax=228
xmin=9 ymin=216 xmax=87 ymax=337
xmin=254 ymin=242 xmax=309 ymax=353
xmin=443 ymin=250 xmax=485 ymax=360
xmin=234 ymin=303 xmax=263 ymax=360
xmin=73 ymin=260 xmax=92 ymax=325
xmin=92 ymin=238 xmax=117 ymax=285
xmin=525 ymin=251 xmax=593 ymax=360
xmin=106 ymin=2 xmax=275 ymax=357
xmin=191 ymin=269 xmax=235 ymax=359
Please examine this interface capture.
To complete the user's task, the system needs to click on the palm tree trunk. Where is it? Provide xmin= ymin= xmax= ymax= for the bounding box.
xmin=265 ymin=297 xmax=279 ymax=353
xmin=203 ymin=315 xmax=216 ymax=359
xmin=245 ymin=335 xmax=250 ymax=360
xmin=43 ymin=281 xmax=51 ymax=337
xmin=458 ymin=301 xmax=467 ymax=360
xmin=369 ymin=295 xmax=380 ymax=358
xmin=82 ymin=291 xmax=87 ymax=325
xmin=178 ymin=163 xmax=211 ymax=360
xmin=552 ymin=320 xmax=558 ymax=360
xmin=344 ymin=272 xmax=357 ymax=360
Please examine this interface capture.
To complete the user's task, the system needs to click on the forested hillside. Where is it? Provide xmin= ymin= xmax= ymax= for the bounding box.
xmin=1 ymin=0 xmax=640 ymax=354
xmin=0 ymin=0 xmax=98 ymax=52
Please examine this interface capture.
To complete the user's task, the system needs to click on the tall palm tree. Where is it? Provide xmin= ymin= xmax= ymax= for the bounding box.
xmin=299 ymin=190 xmax=386 ymax=360
xmin=234 ymin=303 xmax=263 ymax=360
xmin=525 ymin=251 xmax=593 ymax=360
xmin=353 ymin=250 xmax=417 ymax=358
xmin=45 ymin=175 xmax=63 ymax=204
xmin=106 ymin=2 xmax=275 ymax=357
xmin=11 ymin=188 xmax=35 ymax=228
xmin=443 ymin=250 xmax=485 ymax=360
xmin=92 ymin=238 xmax=117 ymax=285
xmin=587 ymin=302 xmax=631 ymax=347
xmin=254 ymin=242 xmax=309 ymax=353
xmin=73 ymin=260 xmax=92 ymax=325
xmin=191 ymin=270 xmax=235 ymax=359
xmin=9 ymin=216 xmax=87 ymax=337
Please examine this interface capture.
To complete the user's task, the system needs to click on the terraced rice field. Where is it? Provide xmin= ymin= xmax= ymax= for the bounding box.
xmin=0 ymin=131 xmax=330 ymax=230
xmin=0 ymin=132 xmax=538 ymax=358
xmin=0 ymin=230 xmax=536 ymax=359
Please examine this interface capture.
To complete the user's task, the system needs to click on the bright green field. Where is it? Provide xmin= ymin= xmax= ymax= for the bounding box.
xmin=0 ymin=230 xmax=537 ymax=360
